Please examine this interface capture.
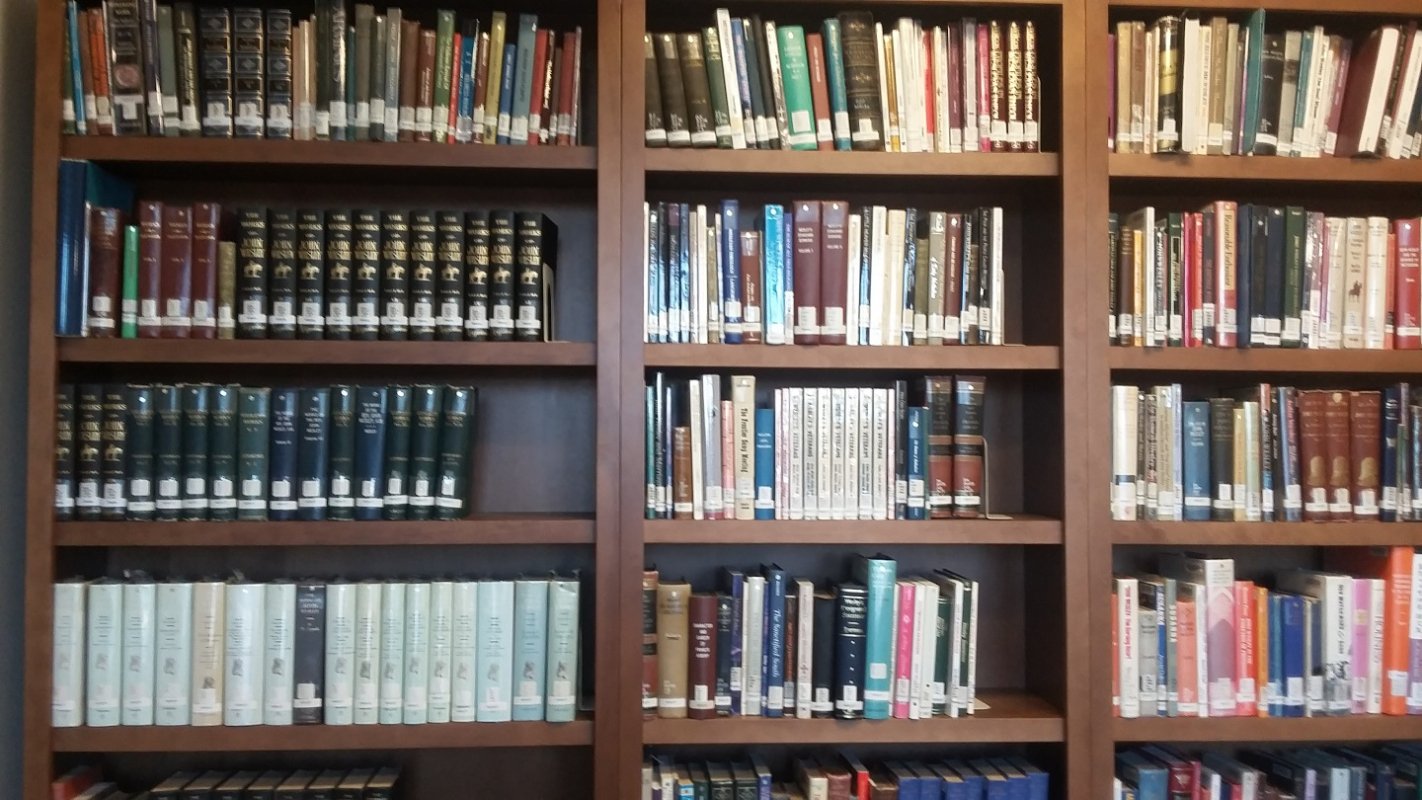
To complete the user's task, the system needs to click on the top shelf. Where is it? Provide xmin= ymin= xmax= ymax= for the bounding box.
xmin=1108 ymin=0 xmax=1418 ymax=12
xmin=1109 ymin=154 xmax=1422 ymax=184
xmin=645 ymin=149 xmax=1059 ymax=180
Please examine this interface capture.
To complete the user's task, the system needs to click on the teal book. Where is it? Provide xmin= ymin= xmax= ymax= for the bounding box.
xmin=327 ymin=385 xmax=356 ymax=520
xmin=476 ymin=579 xmax=515 ymax=721
xmin=821 ymin=20 xmax=851 ymax=151
xmin=510 ymin=14 xmax=538 ymax=144
xmin=544 ymin=575 xmax=580 ymax=722
xmin=124 ymin=385 xmax=155 ymax=520
xmin=236 ymin=387 xmax=270 ymax=520
xmin=850 ymin=553 xmax=897 ymax=719
xmin=1291 ymin=31 xmax=1313 ymax=154
xmin=383 ymin=386 xmax=412 ymax=520
xmin=511 ymin=577 xmax=549 ymax=721
xmin=407 ymin=385 xmax=442 ymax=519
xmin=180 ymin=384 xmax=210 ymax=521
xmin=1241 ymin=9 xmax=1266 ymax=153
xmin=775 ymin=25 xmax=817 ymax=150
xmin=434 ymin=386 xmax=476 ymax=520
xmin=207 ymin=384 xmax=238 ymax=521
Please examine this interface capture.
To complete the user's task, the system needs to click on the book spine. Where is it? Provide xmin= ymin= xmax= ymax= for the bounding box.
xmin=122 ymin=225 xmax=140 ymax=338
xmin=124 ymin=385 xmax=155 ymax=520
xmin=266 ymin=9 xmax=293 ymax=138
xmin=159 ymin=204 xmax=193 ymax=338
xmin=324 ymin=210 xmax=354 ymax=339
xmin=189 ymin=580 xmax=225 ymax=726
xmin=434 ymin=386 xmax=475 ymax=520
xmin=236 ymin=208 xmax=268 ymax=339
xmin=267 ymin=209 xmax=298 ymax=338
xmin=435 ymin=211 xmax=465 ymax=341
xmin=425 ymin=581 xmax=453 ymax=723
xmin=351 ymin=209 xmax=381 ymax=339
xmin=223 ymin=581 xmax=264 ymax=726
xmin=401 ymin=581 xmax=429 ymax=723
xmin=449 ymin=579 xmax=477 ymax=723
xmin=379 ymin=211 xmax=411 ymax=339
xmin=353 ymin=385 xmax=387 ymax=520
xmin=487 ymin=211 xmax=517 ymax=340
xmin=154 ymin=581 xmax=193 ymax=726
xmin=294 ymin=387 xmax=330 ymax=521
xmin=543 ymin=577 xmax=579 ymax=723
xmin=235 ymin=387 xmax=269 ymax=521
xmin=119 ymin=581 xmax=155 ymax=726
xmin=98 ymin=385 xmax=127 ymax=521
xmin=150 ymin=385 xmax=181 ymax=520
xmin=263 ymin=582 xmax=295 ymax=725
xmin=197 ymin=7 xmax=233 ymax=136
xmin=267 ymin=387 xmax=298 ymax=521
xmin=326 ymin=385 xmax=356 ymax=520
xmin=232 ymin=7 xmax=264 ymax=137
xmin=352 ymin=580 xmax=381 ymax=724
xmin=514 ymin=212 xmax=554 ymax=342
xmin=292 ymin=582 xmax=326 ymax=725
xmin=179 ymin=384 xmax=209 ymax=521
xmin=206 ymin=384 xmax=237 ymax=521
xmin=54 ymin=386 xmax=76 ymax=520
xmin=476 ymin=580 xmax=515 ymax=722
xmin=379 ymin=386 xmax=413 ymax=520
xmin=406 ymin=385 xmax=441 ymax=519
xmin=295 ymin=209 xmax=326 ymax=339
xmin=377 ymin=582 xmax=405 ymax=723
xmin=834 ymin=584 xmax=867 ymax=719
xmin=952 ymin=376 xmax=986 ymax=518
xmin=84 ymin=582 xmax=122 ymax=726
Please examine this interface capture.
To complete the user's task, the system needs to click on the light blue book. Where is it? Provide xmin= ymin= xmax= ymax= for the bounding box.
xmin=782 ymin=213 xmax=794 ymax=337
xmin=851 ymin=553 xmax=897 ymax=719
xmin=495 ymin=43 xmax=518 ymax=144
xmin=544 ymin=575 xmax=580 ymax=722
xmin=647 ymin=204 xmax=663 ymax=343
xmin=751 ymin=755 xmax=773 ymax=800
xmin=477 ymin=579 xmax=515 ymax=721
xmin=456 ymin=35 xmax=477 ymax=142
xmin=719 ymin=200 xmax=743 ymax=343
xmin=67 ymin=1 xmax=87 ymax=134
xmin=859 ymin=210 xmax=872 ymax=344
xmin=512 ymin=577 xmax=549 ymax=720
xmin=1182 ymin=401 xmax=1211 ymax=520
xmin=402 ymin=582 xmax=431 ymax=724
xmin=821 ymin=20 xmax=851 ymax=150
xmin=762 ymin=205 xmax=784 ymax=345
xmin=754 ymin=408 xmax=774 ymax=519
xmin=510 ymin=14 xmax=539 ymax=144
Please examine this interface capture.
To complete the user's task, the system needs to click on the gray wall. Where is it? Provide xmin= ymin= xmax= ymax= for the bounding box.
xmin=1 ymin=0 xmax=35 ymax=790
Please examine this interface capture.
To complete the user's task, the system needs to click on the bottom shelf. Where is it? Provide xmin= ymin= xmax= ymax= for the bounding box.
xmin=1114 ymin=713 xmax=1422 ymax=743
xmin=642 ymin=690 xmax=1063 ymax=745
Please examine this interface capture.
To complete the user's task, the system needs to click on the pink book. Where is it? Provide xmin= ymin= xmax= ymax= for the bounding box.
xmin=1163 ymin=554 xmax=1236 ymax=716
xmin=976 ymin=24 xmax=991 ymax=152
xmin=1234 ymin=581 xmax=1256 ymax=716
xmin=1177 ymin=593 xmax=1199 ymax=716
xmin=893 ymin=581 xmax=916 ymax=719
xmin=721 ymin=399 xmax=734 ymax=511
xmin=1354 ymin=578 xmax=1373 ymax=713
xmin=946 ymin=24 xmax=962 ymax=151
xmin=1182 ymin=212 xmax=1195 ymax=347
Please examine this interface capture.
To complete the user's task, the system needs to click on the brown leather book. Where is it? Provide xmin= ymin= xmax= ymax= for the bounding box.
xmin=1298 ymin=390 xmax=1330 ymax=521
xmin=673 ymin=425 xmax=693 ymax=519
xmin=989 ymin=21 xmax=1006 ymax=152
xmin=952 ymin=375 xmax=987 ymax=518
xmin=137 ymin=201 xmax=164 ymax=338
xmin=1323 ymin=389 xmax=1352 ymax=520
xmin=1007 ymin=21 xmax=1023 ymax=153
xmin=923 ymin=376 xmax=955 ymax=519
xmin=793 ymin=200 xmax=823 ymax=345
xmin=1024 ymin=21 xmax=1039 ymax=153
xmin=159 ymin=204 xmax=193 ymax=339
xmin=1350 ymin=390 xmax=1382 ymax=519
xmin=472 ymin=32 xmax=492 ymax=143
xmin=655 ymin=32 xmax=691 ymax=148
xmin=656 ymin=578 xmax=691 ymax=719
xmin=739 ymin=228 xmax=764 ymax=344
xmin=869 ymin=775 xmax=899 ymax=800
xmin=415 ymin=29 xmax=437 ymax=143
xmin=678 ymin=32 xmax=716 ymax=148
xmin=189 ymin=202 xmax=221 ymax=339
xmin=641 ymin=570 xmax=658 ymax=718
xmin=86 ymin=207 xmax=123 ymax=338
xmin=820 ymin=201 xmax=849 ymax=345
xmin=821 ymin=759 xmax=852 ymax=800
xmin=806 ymin=33 xmax=833 ymax=151
xmin=688 ymin=592 xmax=717 ymax=720
xmin=837 ymin=12 xmax=884 ymax=151
xmin=397 ymin=20 xmax=420 ymax=142
xmin=216 ymin=241 xmax=236 ymax=339
xmin=945 ymin=213 xmax=963 ymax=344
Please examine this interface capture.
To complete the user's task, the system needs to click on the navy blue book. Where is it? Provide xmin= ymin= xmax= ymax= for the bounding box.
xmin=327 ymin=386 xmax=356 ymax=520
xmin=761 ymin=564 xmax=786 ymax=718
xmin=495 ymin=43 xmax=517 ymax=145
xmin=55 ymin=160 xmax=134 ymax=336
xmin=893 ymin=380 xmax=908 ymax=518
xmin=1268 ymin=592 xmax=1285 ymax=717
xmin=1276 ymin=386 xmax=1302 ymax=522
xmin=810 ymin=590 xmax=834 ymax=718
xmin=353 ymin=386 xmax=387 ymax=520
xmin=720 ymin=568 xmax=744 ymax=713
xmin=833 ymin=584 xmax=867 ymax=720
xmin=296 ymin=388 xmax=331 ymax=521
xmin=207 ymin=384 xmax=239 ymax=522
xmin=1182 ymin=401 xmax=1211 ymax=521
xmin=1263 ymin=206 xmax=1286 ymax=346
xmin=267 ymin=388 xmax=299 ymax=520
xmin=1236 ymin=204 xmax=1254 ymax=347
xmin=754 ymin=408 xmax=774 ymax=519
xmin=181 ymin=385 xmax=209 ymax=521
xmin=714 ymin=593 xmax=734 ymax=714
xmin=719 ymin=200 xmax=742 ymax=344
xmin=383 ymin=386 xmax=412 ymax=520
xmin=678 ymin=203 xmax=692 ymax=343
xmin=906 ymin=406 xmax=927 ymax=519
xmin=1382 ymin=385 xmax=1402 ymax=522
xmin=1282 ymin=592 xmax=1305 ymax=717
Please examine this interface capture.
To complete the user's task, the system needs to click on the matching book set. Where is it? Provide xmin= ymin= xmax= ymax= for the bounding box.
xmin=52 ymin=574 xmax=582 ymax=729
xmin=643 ymin=556 xmax=981 ymax=723
xmin=643 ymin=755 xmax=1048 ymax=800
xmin=1109 ymin=206 xmax=1422 ymax=351
xmin=647 ymin=375 xmax=987 ymax=523
xmin=55 ymin=383 xmax=477 ymax=523
xmin=1114 ymin=744 xmax=1422 ymax=800
xmin=1112 ymin=549 xmax=1422 ymax=720
xmin=1109 ymin=11 xmax=1422 ymax=159
xmin=62 ymin=1 xmax=584 ymax=145
xmin=54 ymin=765 xmax=400 ymax=800
xmin=1111 ymin=383 xmax=1422 ymax=524
xmin=646 ymin=11 xmax=1041 ymax=154
xmin=644 ymin=201 xmax=1009 ymax=348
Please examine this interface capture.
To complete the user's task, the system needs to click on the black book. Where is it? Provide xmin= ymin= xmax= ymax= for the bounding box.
xmin=433 ymin=385 xmax=475 ymax=519
xmin=749 ymin=16 xmax=781 ymax=150
xmin=237 ymin=387 xmax=270 ymax=521
xmin=265 ymin=9 xmax=293 ymax=139
xmin=74 ymin=384 xmax=104 ymax=521
xmin=268 ymin=388 xmax=299 ymax=521
xmin=960 ymin=211 xmax=979 ymax=342
xmin=1254 ymin=34 xmax=1286 ymax=156
xmin=408 ymin=210 xmax=438 ymax=341
xmin=1249 ymin=205 xmax=1268 ymax=348
xmin=236 ymin=208 xmax=269 ymax=339
xmin=1167 ymin=213 xmax=1184 ymax=348
xmin=207 ymin=384 xmax=238 ymax=521
xmin=54 ymin=384 xmax=76 ymax=521
xmin=893 ymin=378 xmax=908 ymax=518
xmin=653 ymin=33 xmax=690 ymax=147
xmin=99 ymin=384 xmax=128 ymax=520
xmin=739 ymin=19 xmax=768 ymax=151
xmin=334 ymin=767 xmax=375 ymax=800
xmin=379 ymin=210 xmax=411 ymax=340
xmin=811 ymin=589 xmax=835 ymax=718
xmin=214 ymin=769 xmax=259 ymax=800
xmin=976 ymin=206 xmax=992 ymax=344
xmin=837 ymin=12 xmax=883 ymax=151
xmin=1236 ymin=204 xmax=1254 ymax=347
xmin=153 ymin=385 xmax=183 ymax=521
xmin=232 ymin=7 xmax=264 ymax=138
xmin=304 ymin=769 xmax=341 ymax=800
xmin=514 ymin=212 xmax=558 ymax=342
xmin=351 ymin=208 xmax=381 ymax=340
xmin=644 ymin=33 xmax=665 ymax=146
xmin=124 ymin=385 xmax=155 ymax=521
xmin=293 ymin=583 xmax=326 ymax=724
xmin=1209 ymin=397 xmax=1235 ymax=521
xmin=242 ymin=770 xmax=287 ymax=800
xmin=197 ymin=7 xmax=234 ymax=136
xmin=181 ymin=384 xmax=211 ymax=521
xmin=353 ymin=386 xmax=387 ymax=520
xmin=1263 ymin=206 xmax=1286 ymax=348
xmin=275 ymin=769 xmax=315 ymax=799
xmin=1154 ymin=17 xmax=1182 ymax=152
xmin=296 ymin=208 xmax=326 ymax=339
xmin=181 ymin=771 xmax=229 ymax=799
xmin=714 ymin=592 xmax=734 ymax=715
xmin=327 ymin=385 xmax=356 ymax=520
xmin=435 ymin=211 xmax=465 ymax=341
xmin=463 ymin=211 xmax=491 ymax=341
xmin=833 ymin=584 xmax=867 ymax=720
xmin=324 ymin=209 xmax=354 ymax=339
xmin=297 ymin=387 xmax=331 ymax=521
xmin=406 ymin=385 xmax=442 ymax=519
xmin=267 ymin=209 xmax=299 ymax=339
xmin=487 ymin=211 xmax=517 ymax=341
xmin=383 ymin=386 xmax=412 ymax=520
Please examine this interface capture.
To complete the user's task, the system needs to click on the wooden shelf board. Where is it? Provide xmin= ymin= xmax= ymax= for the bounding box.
xmin=645 ymin=149 xmax=1059 ymax=179
xmin=52 ymin=718 xmax=594 ymax=752
xmin=1107 ymin=347 xmax=1422 ymax=374
xmin=1109 ymin=0 xmax=1417 ymax=12
xmin=645 ymin=516 xmax=1063 ymax=544
xmin=54 ymin=515 xmax=596 ymax=547
xmin=645 ymin=344 xmax=1060 ymax=371
xmin=58 ymin=339 xmax=596 ymax=367
xmin=1112 ymin=520 xmax=1422 ymax=547
xmin=1114 ymin=714 xmax=1422 ymax=743
xmin=643 ymin=691 xmax=1062 ymax=744
xmin=1109 ymin=154 xmax=1422 ymax=183
xmin=655 ymin=0 xmax=1061 ymax=7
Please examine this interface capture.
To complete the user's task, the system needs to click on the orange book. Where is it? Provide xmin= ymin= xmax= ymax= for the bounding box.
xmin=1326 ymin=546 xmax=1414 ymax=714
xmin=1255 ymin=584 xmax=1270 ymax=717
xmin=1235 ymin=581 xmax=1257 ymax=716
xmin=805 ymin=33 xmax=833 ymax=151
xmin=1176 ymin=590 xmax=1198 ymax=717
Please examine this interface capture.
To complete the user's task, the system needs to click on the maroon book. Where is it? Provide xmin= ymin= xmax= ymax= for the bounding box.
xmin=189 ymin=202 xmax=221 ymax=339
xmin=687 ymin=592 xmax=717 ymax=720
xmin=1323 ymin=390 xmax=1352 ymax=521
xmin=739 ymin=228 xmax=764 ymax=344
xmin=160 ymin=204 xmax=193 ymax=338
xmin=819 ymin=201 xmax=849 ymax=345
xmin=85 ymin=207 xmax=123 ymax=338
xmin=1350 ymin=391 xmax=1382 ymax=519
xmin=137 ymin=201 xmax=164 ymax=338
xmin=1298 ymin=390 xmax=1329 ymax=522
xmin=792 ymin=200 xmax=822 ymax=345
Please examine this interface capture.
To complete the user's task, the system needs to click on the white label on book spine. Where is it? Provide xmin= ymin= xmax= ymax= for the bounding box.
xmin=121 ymin=582 xmax=156 ymax=726
xmin=86 ymin=582 xmax=122 ymax=727
xmin=224 ymin=583 xmax=265 ymax=726
xmin=325 ymin=582 xmax=357 ymax=725
xmin=52 ymin=583 xmax=85 ymax=728
xmin=263 ymin=583 xmax=295 ymax=726
xmin=478 ymin=581 xmax=515 ymax=721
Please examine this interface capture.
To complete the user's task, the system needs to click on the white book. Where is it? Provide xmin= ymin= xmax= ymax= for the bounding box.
xmin=714 ymin=10 xmax=746 ymax=149
xmin=844 ymin=388 xmax=860 ymax=520
xmin=352 ymin=581 xmax=382 ymax=724
xmin=545 ymin=576 xmax=580 ymax=722
xmin=1180 ymin=19 xmax=1200 ymax=153
xmin=1302 ymin=27 xmax=1331 ymax=157
xmin=962 ymin=573 xmax=980 ymax=712
xmin=732 ymin=375 xmax=756 ymax=520
xmin=689 ymin=207 xmax=703 ymax=344
xmin=1324 ymin=217 xmax=1348 ymax=349
xmin=872 ymin=388 xmax=889 ymax=519
xmin=119 ymin=581 xmax=156 ymax=727
xmin=908 ymin=580 xmax=926 ymax=719
xmin=885 ymin=209 xmax=907 ymax=344
xmin=223 ymin=581 xmax=265 ymax=726
xmin=990 ymin=207 xmax=1005 ymax=344
xmin=86 ymin=582 xmax=123 ymax=727
xmin=866 ymin=207 xmax=886 ymax=345
xmin=378 ymin=581 xmax=406 ymax=724
xmin=476 ymin=579 xmax=515 ymax=722
xmin=450 ymin=580 xmax=479 ymax=722
xmin=795 ymin=579 xmax=814 ymax=718
xmin=689 ymin=379 xmax=705 ymax=520
xmin=1116 ymin=576 xmax=1140 ymax=718
xmin=919 ymin=579 xmax=940 ymax=716
xmin=1367 ymin=577 xmax=1384 ymax=714
xmin=774 ymin=389 xmax=786 ymax=519
xmin=52 ymin=581 xmax=85 ymax=728
xmin=1277 ymin=570 xmax=1353 ymax=715
xmin=403 ymin=582 xmax=431 ymax=724
xmin=702 ymin=376 xmax=723 ymax=519
xmin=889 ymin=385 xmax=903 ymax=516
xmin=707 ymin=218 xmax=722 ymax=343
xmin=875 ymin=27 xmax=892 ymax=150
xmin=1410 ymin=553 xmax=1422 ymax=714
xmin=1357 ymin=27 xmax=1403 ymax=155
xmin=816 ymin=387 xmax=833 ymax=519
xmin=898 ymin=22 xmax=919 ymax=152
xmin=426 ymin=581 xmax=454 ymax=723
xmin=1364 ymin=216 xmax=1389 ymax=349
xmin=262 ymin=582 xmax=295 ymax=726
xmin=934 ymin=28 xmax=954 ymax=151
xmin=512 ymin=578 xmax=550 ymax=721
xmin=857 ymin=389 xmax=874 ymax=519
xmin=802 ymin=388 xmax=818 ymax=520
xmin=153 ymin=582 xmax=193 ymax=727
xmin=1111 ymin=385 xmax=1140 ymax=520
xmin=189 ymin=580 xmax=225 ymax=726
xmin=321 ymin=582 xmax=356 ymax=725
xmin=846 ymin=213 xmax=862 ymax=344
xmin=742 ymin=575 xmax=766 ymax=716
xmin=765 ymin=21 xmax=789 ymax=149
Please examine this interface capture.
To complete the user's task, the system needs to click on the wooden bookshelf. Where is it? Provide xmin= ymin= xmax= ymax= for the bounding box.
xmin=53 ymin=718 xmax=596 ymax=752
xmin=1110 ymin=520 xmax=1422 ymax=547
xmin=644 ymin=343 xmax=1062 ymax=371
xmin=645 ymin=516 xmax=1064 ymax=545
xmin=645 ymin=149 xmax=1061 ymax=179
xmin=54 ymin=515 xmax=597 ymax=547
xmin=1113 ymin=715 xmax=1422 ymax=744
xmin=1106 ymin=0 xmax=1418 ymax=14
xmin=1106 ymin=347 xmax=1422 ymax=373
xmin=1109 ymin=153 xmax=1422 ymax=183
xmin=57 ymin=339 xmax=598 ymax=367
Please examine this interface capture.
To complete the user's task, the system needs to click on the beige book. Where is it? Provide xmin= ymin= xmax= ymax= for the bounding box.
xmin=731 ymin=375 xmax=756 ymax=519
xmin=1116 ymin=22 xmax=1134 ymax=152
xmin=1208 ymin=18 xmax=1228 ymax=153
xmin=655 ymin=580 xmax=691 ymax=719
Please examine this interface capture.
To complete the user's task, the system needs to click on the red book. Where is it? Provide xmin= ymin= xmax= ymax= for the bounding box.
xmin=1335 ymin=27 xmax=1401 ymax=158
xmin=924 ymin=376 xmax=955 ymax=519
xmin=556 ymin=31 xmax=578 ymax=146
xmin=189 ymin=202 xmax=221 ymax=339
xmin=1299 ymin=391 xmax=1330 ymax=521
xmin=1191 ymin=212 xmax=1205 ymax=347
xmin=1324 ymin=390 xmax=1353 ymax=520
xmin=922 ymin=30 xmax=935 ymax=152
xmin=806 ymin=33 xmax=833 ymax=151
xmin=977 ymin=23 xmax=991 ymax=152
xmin=527 ymin=28 xmax=549 ymax=145
xmin=1395 ymin=219 xmax=1420 ymax=348
xmin=537 ymin=30 xmax=557 ymax=143
xmin=739 ymin=228 xmax=764 ymax=344
xmin=160 ymin=203 xmax=193 ymax=338
xmin=136 ymin=200 xmax=164 ymax=338
xmin=50 ymin=765 xmax=100 ymax=800
xmin=86 ymin=207 xmax=123 ymax=337
xmin=1234 ymin=581 xmax=1257 ymax=716
xmin=792 ymin=200 xmax=822 ymax=345
xmin=687 ymin=593 xmax=717 ymax=720
xmin=1325 ymin=41 xmax=1353 ymax=155
xmin=820 ymin=201 xmax=849 ymax=345
xmin=1350 ymin=390 xmax=1382 ymax=519
xmin=448 ymin=32 xmax=463 ymax=142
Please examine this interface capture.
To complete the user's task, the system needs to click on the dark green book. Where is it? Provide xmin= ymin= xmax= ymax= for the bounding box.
xmin=268 ymin=209 xmax=299 ymax=339
xmin=406 ymin=384 xmax=442 ymax=519
xmin=325 ymin=209 xmax=354 ymax=340
xmin=327 ymin=385 xmax=356 ymax=520
xmin=1167 ymin=212 xmax=1184 ymax=348
xmin=297 ymin=387 xmax=331 ymax=521
xmin=54 ymin=384 xmax=76 ymax=520
xmin=382 ymin=386 xmax=412 ymax=520
xmin=152 ymin=385 xmax=182 ymax=520
xmin=100 ymin=384 xmax=128 ymax=520
xmin=124 ymin=385 xmax=155 ymax=520
xmin=408 ymin=210 xmax=438 ymax=341
xmin=237 ymin=387 xmax=271 ymax=521
xmin=296 ymin=208 xmax=326 ymax=339
xmin=514 ymin=212 xmax=557 ymax=342
xmin=354 ymin=385 xmax=387 ymax=520
xmin=434 ymin=386 xmax=475 ymax=520
xmin=236 ymin=207 xmax=269 ymax=339
xmin=702 ymin=26 xmax=733 ymax=149
xmin=268 ymin=388 xmax=299 ymax=520
xmin=207 ymin=384 xmax=238 ymax=521
xmin=487 ymin=210 xmax=516 ymax=341
xmin=351 ymin=208 xmax=381 ymax=340
xmin=435 ymin=210 xmax=465 ymax=341
xmin=379 ymin=210 xmax=410 ymax=340
xmin=181 ymin=384 xmax=211 ymax=521
xmin=463 ymin=211 xmax=491 ymax=341
xmin=75 ymin=384 xmax=103 ymax=520
xmin=1282 ymin=206 xmax=1305 ymax=348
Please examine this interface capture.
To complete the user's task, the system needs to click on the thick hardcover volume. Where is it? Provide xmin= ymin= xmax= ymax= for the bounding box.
xmin=267 ymin=388 xmax=299 ymax=521
xmin=952 ymin=376 xmax=987 ymax=518
xmin=265 ymin=9 xmax=293 ymax=138
xmin=223 ymin=581 xmax=264 ymax=726
xmin=188 ymin=580 xmax=225 ymax=726
xmin=1208 ymin=397 xmax=1234 ymax=520
xmin=159 ymin=204 xmax=193 ymax=338
xmin=462 ymin=212 xmax=491 ymax=341
xmin=435 ymin=212 xmax=465 ymax=341
xmin=236 ymin=387 xmax=270 ymax=520
xmin=678 ymin=33 xmax=717 ymax=147
xmin=296 ymin=387 xmax=331 ymax=521
xmin=515 ymin=212 xmax=558 ymax=342
xmin=408 ymin=211 xmax=438 ymax=340
xmin=106 ymin=0 xmax=146 ymax=133
xmin=1182 ymin=401 xmax=1211 ymax=520
xmin=1351 ymin=391 xmax=1383 ymax=518
xmin=325 ymin=386 xmax=356 ymax=520
xmin=323 ymin=582 xmax=357 ymax=725
xmin=834 ymin=584 xmax=868 ymax=719
xmin=545 ymin=576 xmax=580 ymax=723
xmin=434 ymin=386 xmax=475 ymax=519
xmin=84 ymin=581 xmax=122 ymax=727
xmin=379 ymin=211 xmax=411 ymax=339
xmin=137 ymin=201 xmax=164 ymax=338
xmin=354 ymin=387 xmax=388 ymax=520
xmin=236 ymin=208 xmax=269 ymax=338
xmin=837 ymin=13 xmax=883 ymax=150
xmin=52 ymin=581 xmax=85 ymax=727
xmin=472 ymin=581 xmax=512 ymax=722
xmin=809 ymin=590 xmax=834 ymax=718
xmin=406 ymin=385 xmax=441 ymax=519
xmin=197 ymin=7 xmax=233 ymax=136
xmin=86 ymin=208 xmax=122 ymax=337
xmin=122 ymin=386 xmax=155 ymax=520
xmin=174 ymin=3 xmax=201 ymax=135
xmin=179 ymin=384 xmax=209 ymax=520
xmin=820 ymin=201 xmax=850 ymax=344
xmin=643 ymin=34 xmax=666 ymax=146
xmin=713 ymin=593 xmax=734 ymax=714
xmin=351 ymin=209 xmax=381 ymax=340
xmin=656 ymin=579 xmax=691 ymax=719
xmin=1298 ymin=391 xmax=1329 ymax=521
xmin=510 ymin=578 xmax=549 ymax=721
xmin=151 ymin=385 xmax=181 ymax=520
xmin=267 ymin=209 xmax=298 ymax=338
xmin=1396 ymin=219 xmax=1422 ymax=349
xmin=97 ymin=385 xmax=127 ymax=520
xmin=263 ymin=582 xmax=295 ymax=725
xmin=383 ymin=386 xmax=412 ymax=519
xmin=154 ymin=581 xmax=193 ymax=726
xmin=689 ymin=593 xmax=718 ymax=719
xmin=1324 ymin=390 xmax=1353 ymax=519
xmin=232 ymin=7 xmax=264 ymax=137
xmin=793 ymin=201 xmax=823 ymax=344
xmin=189 ymin=202 xmax=220 ymax=337
xmin=852 ymin=554 xmax=896 ymax=719
xmin=292 ymin=582 xmax=326 ymax=725
xmin=55 ymin=386 xmax=78 ymax=520
xmin=323 ymin=209 xmax=353 ymax=339
xmin=654 ymin=33 xmax=690 ymax=147
xmin=375 ymin=582 xmax=406 ymax=724
xmin=488 ymin=211 xmax=518 ymax=340
xmin=207 ymin=385 xmax=238 ymax=521
xmin=295 ymin=209 xmax=326 ymax=339
xmin=922 ymin=377 xmax=955 ymax=519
